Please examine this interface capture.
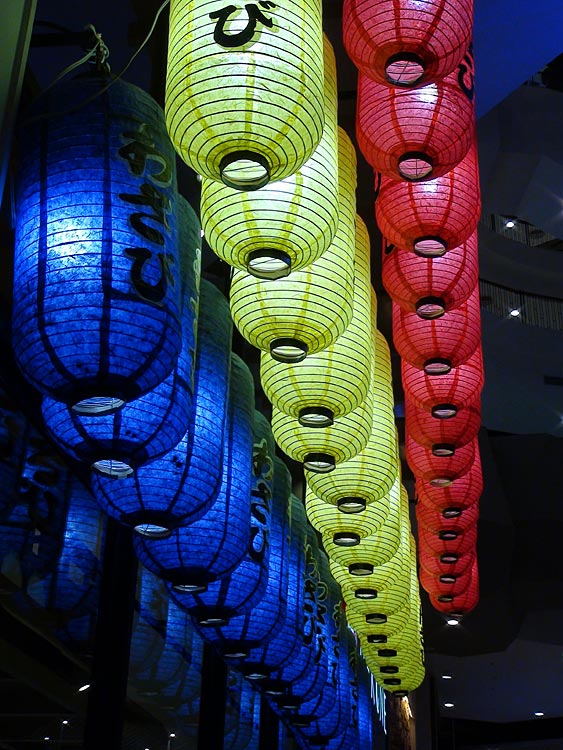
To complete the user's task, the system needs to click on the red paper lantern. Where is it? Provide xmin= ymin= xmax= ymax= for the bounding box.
xmin=392 ymin=289 xmax=481 ymax=374
xmin=343 ymin=0 xmax=474 ymax=88
xmin=419 ymin=564 xmax=471 ymax=598
xmin=357 ymin=68 xmax=475 ymax=181
xmin=376 ymin=142 xmax=480 ymax=257
xmin=429 ymin=557 xmax=479 ymax=614
xmin=402 ymin=347 xmax=484 ymax=413
xmin=382 ymin=232 xmax=478 ymax=316
xmin=416 ymin=448 xmax=482 ymax=509
xmin=416 ymin=498 xmax=479 ymax=533
xmin=406 ymin=434 xmax=476 ymax=485
xmin=417 ymin=521 xmax=478 ymax=557
xmin=419 ymin=545 xmax=475 ymax=577
xmin=405 ymin=397 xmax=481 ymax=451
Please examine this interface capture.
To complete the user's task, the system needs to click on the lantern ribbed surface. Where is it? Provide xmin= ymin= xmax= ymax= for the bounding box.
xmin=382 ymin=232 xmax=479 ymax=314
xmin=418 ymin=521 xmax=478 ymax=557
xmin=194 ymin=456 xmax=291 ymax=655
xmin=271 ymin=384 xmax=373 ymax=471
xmin=14 ymin=73 xmax=182 ymax=405
xmin=416 ymin=449 xmax=483 ymax=510
xmin=360 ymin=619 xmax=422 ymax=676
xmin=201 ymin=35 xmax=339 ymax=276
xmin=170 ymin=410 xmax=275 ymax=623
xmin=166 ymin=0 xmax=325 ymax=188
xmin=406 ymin=434 xmax=476 ymax=484
xmin=419 ymin=546 xmax=475 ymax=577
xmin=356 ymin=67 xmax=474 ymax=181
xmin=376 ymin=142 xmax=480 ymax=256
xmin=402 ymin=347 xmax=484 ymax=413
xmin=345 ymin=590 xmax=411 ymax=639
xmin=419 ymin=564 xmax=471 ymax=599
xmin=429 ymin=557 xmax=479 ymax=615
xmin=41 ymin=199 xmax=202 ymax=473
xmin=229 ymin=128 xmax=356 ymax=360
xmin=305 ymin=326 xmax=399 ymax=506
xmin=392 ymin=288 xmax=481 ymax=372
xmin=133 ymin=353 xmax=254 ymax=588
xmin=260 ymin=215 xmax=372 ymax=423
xmin=305 ymin=485 xmax=384 ymax=540
xmin=342 ymin=0 xmax=473 ymax=88
xmin=91 ymin=280 xmax=232 ymax=531
xmin=416 ymin=498 xmax=479 ymax=533
xmin=405 ymin=398 xmax=481 ymax=450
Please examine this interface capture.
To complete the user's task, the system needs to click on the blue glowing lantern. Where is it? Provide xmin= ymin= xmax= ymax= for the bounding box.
xmin=13 ymin=73 xmax=182 ymax=407
xmin=170 ymin=410 xmax=274 ymax=623
xmin=0 ymin=381 xmax=26 ymax=521
xmin=195 ymin=456 xmax=291 ymax=660
xmin=225 ymin=673 xmax=261 ymax=750
xmin=134 ymin=353 xmax=254 ymax=589
xmin=40 ymin=196 xmax=201 ymax=476
xmin=91 ymin=279 xmax=232 ymax=535
xmin=172 ymin=627 xmax=204 ymax=737
xmin=129 ymin=565 xmax=169 ymax=683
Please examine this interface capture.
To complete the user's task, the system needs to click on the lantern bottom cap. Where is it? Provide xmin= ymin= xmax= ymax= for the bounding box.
xmin=416 ymin=296 xmax=446 ymax=319
xmin=247 ymin=249 xmax=291 ymax=280
xmin=270 ymin=338 xmax=308 ymax=363
xmin=92 ymin=458 xmax=134 ymax=478
xmin=424 ymin=358 xmax=452 ymax=376
xmin=298 ymin=406 xmax=334 ymax=428
xmin=220 ymin=150 xmax=270 ymax=191
xmin=398 ymin=151 xmax=434 ymax=181
xmin=303 ymin=452 xmax=335 ymax=473
xmin=367 ymin=634 xmax=387 ymax=644
xmin=172 ymin=582 xmax=208 ymax=594
xmin=355 ymin=588 xmax=378 ymax=599
xmin=429 ymin=476 xmax=454 ymax=488
xmin=432 ymin=443 xmax=456 ymax=457
xmin=414 ymin=236 xmax=448 ymax=258
xmin=133 ymin=523 xmax=172 ymax=539
xmin=349 ymin=562 xmax=374 ymax=576
xmin=333 ymin=531 xmax=361 ymax=547
xmin=72 ymin=395 xmax=125 ymax=415
xmin=432 ymin=403 xmax=458 ymax=419
xmin=338 ymin=497 xmax=366 ymax=513
xmin=385 ymin=52 xmax=425 ymax=87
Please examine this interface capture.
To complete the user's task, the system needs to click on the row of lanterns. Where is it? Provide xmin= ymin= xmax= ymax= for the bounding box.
xmin=342 ymin=0 xmax=482 ymax=616
xmin=11 ymin=57 xmax=383 ymax=743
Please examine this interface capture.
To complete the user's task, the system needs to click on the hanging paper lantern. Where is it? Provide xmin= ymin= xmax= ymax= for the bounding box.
xmin=405 ymin=398 xmax=481 ymax=452
xmin=305 ymin=326 xmax=399 ymax=508
xmin=345 ymin=583 xmax=411 ymax=639
xmin=392 ymin=289 xmax=481 ymax=375
xmin=342 ymin=0 xmax=474 ymax=88
xmin=166 ymin=0 xmax=325 ymax=188
xmin=418 ymin=521 xmax=478 ymax=558
xmin=416 ymin=498 xmax=479 ymax=534
xmin=305 ymin=485 xmax=384 ymax=546
xmin=133 ymin=353 xmax=254 ymax=589
xmin=406 ymin=434 xmax=476 ymax=485
xmin=419 ymin=564 xmax=472 ymax=598
xmin=261 ymin=215 xmax=372 ymax=426
xmin=376 ymin=142 xmax=480 ymax=257
xmin=416 ymin=448 xmax=482 ymax=509
xmin=429 ymin=556 xmax=479 ymax=615
xmin=356 ymin=66 xmax=474 ymax=181
xmin=201 ymin=36 xmax=339 ymax=279
xmin=170 ymin=411 xmax=275 ymax=624
xmin=402 ymin=347 xmax=484 ymax=414
xmin=419 ymin=545 xmax=475 ymax=577
xmin=190 ymin=455 xmax=290 ymax=655
xmin=224 ymin=675 xmax=261 ymax=750
xmin=361 ymin=601 xmax=423 ymax=663
xmin=13 ymin=73 xmax=182 ymax=406
xmin=382 ymin=232 xmax=479 ymax=317
xmin=229 ymin=128 xmax=356 ymax=363
xmin=41 ymin=198 xmax=202 ymax=475
xmin=91 ymin=280 xmax=231 ymax=533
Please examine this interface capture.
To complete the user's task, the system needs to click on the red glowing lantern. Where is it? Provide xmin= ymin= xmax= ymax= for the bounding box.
xmin=405 ymin=397 xmax=481 ymax=451
xmin=402 ymin=347 xmax=484 ymax=413
xmin=416 ymin=498 xmax=479 ymax=533
xmin=428 ymin=557 xmax=479 ymax=614
xmin=416 ymin=448 xmax=482 ymax=510
xmin=419 ymin=545 xmax=475 ymax=577
xmin=357 ymin=68 xmax=475 ymax=181
xmin=376 ymin=142 xmax=480 ymax=257
xmin=382 ymin=232 xmax=479 ymax=316
xmin=406 ymin=434 xmax=476 ymax=485
xmin=417 ymin=520 xmax=477 ymax=557
xmin=392 ymin=288 xmax=481 ymax=374
xmin=419 ymin=564 xmax=471 ymax=598
xmin=343 ymin=0 xmax=474 ymax=88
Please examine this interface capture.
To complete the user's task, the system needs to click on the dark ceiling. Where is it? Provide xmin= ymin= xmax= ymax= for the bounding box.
xmin=1 ymin=0 xmax=563 ymax=749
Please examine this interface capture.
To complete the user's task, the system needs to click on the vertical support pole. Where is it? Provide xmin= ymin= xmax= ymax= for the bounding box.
xmin=197 ymin=643 xmax=228 ymax=750
xmin=83 ymin=519 xmax=138 ymax=750
xmin=259 ymin=693 xmax=280 ymax=750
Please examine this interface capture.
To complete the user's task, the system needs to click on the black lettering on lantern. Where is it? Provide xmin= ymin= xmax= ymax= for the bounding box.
xmin=125 ymin=247 xmax=175 ymax=306
xmin=210 ymin=1 xmax=277 ymax=48
xmin=249 ymin=481 xmax=270 ymax=563
xmin=120 ymin=182 xmax=171 ymax=246
xmin=458 ymin=42 xmax=475 ymax=102
xmin=119 ymin=123 xmax=173 ymax=186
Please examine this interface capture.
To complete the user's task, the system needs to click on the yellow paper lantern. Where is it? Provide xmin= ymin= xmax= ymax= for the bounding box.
xmin=260 ymin=215 xmax=372 ymax=426
xmin=271 ymin=384 xmax=373 ymax=473
xmin=200 ymin=36 xmax=339 ymax=279
xmin=305 ymin=484 xmax=384 ymax=546
xmin=345 ymin=587 xmax=411 ymax=639
xmin=166 ymin=0 xmax=325 ymax=188
xmin=229 ymin=128 xmax=357 ymax=363
xmin=305 ymin=321 xmax=399 ymax=507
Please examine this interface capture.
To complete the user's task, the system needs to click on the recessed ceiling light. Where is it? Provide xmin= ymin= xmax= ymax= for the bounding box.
xmin=44 ymin=738 xmax=50 ymax=742
xmin=509 ymin=308 xmax=520 ymax=317
xmin=78 ymin=684 xmax=90 ymax=692
xmin=534 ymin=711 xmax=544 ymax=717
xmin=446 ymin=618 xmax=460 ymax=626
xmin=169 ymin=734 xmax=176 ymax=739
xmin=441 ymin=674 xmax=453 ymax=679
xmin=61 ymin=721 xmax=69 ymax=726
xmin=505 ymin=220 xmax=516 ymax=228
xmin=444 ymin=702 xmax=455 ymax=708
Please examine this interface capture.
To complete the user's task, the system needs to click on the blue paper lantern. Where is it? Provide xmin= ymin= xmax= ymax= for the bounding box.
xmin=196 ymin=456 xmax=291 ymax=660
xmin=0 ymin=381 xmax=26 ymax=521
xmin=13 ymin=73 xmax=182 ymax=406
xmin=91 ymin=279 xmax=232 ymax=535
xmin=170 ymin=410 xmax=275 ymax=623
xmin=225 ymin=673 xmax=261 ymax=750
xmin=41 ymin=197 xmax=202 ymax=476
xmin=134 ymin=353 xmax=254 ymax=588
xmin=129 ymin=565 xmax=169 ymax=682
